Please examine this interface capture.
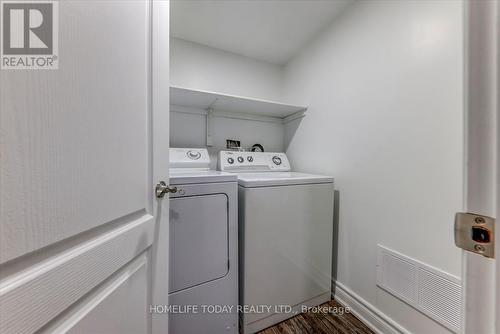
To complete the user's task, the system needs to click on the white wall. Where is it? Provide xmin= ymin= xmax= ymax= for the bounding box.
xmin=170 ymin=38 xmax=285 ymax=157
xmin=282 ymin=1 xmax=464 ymax=333
xmin=170 ymin=109 xmax=285 ymax=168
xmin=170 ymin=38 xmax=283 ymax=101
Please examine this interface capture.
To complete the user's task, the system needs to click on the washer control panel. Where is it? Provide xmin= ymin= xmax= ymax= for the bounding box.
xmin=170 ymin=148 xmax=210 ymax=169
xmin=218 ymin=151 xmax=291 ymax=172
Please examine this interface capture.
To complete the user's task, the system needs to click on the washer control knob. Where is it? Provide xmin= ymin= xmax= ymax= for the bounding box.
xmin=237 ymin=156 xmax=244 ymax=163
xmin=227 ymin=157 xmax=234 ymax=164
xmin=272 ymin=156 xmax=282 ymax=165
xmin=247 ymin=156 xmax=253 ymax=162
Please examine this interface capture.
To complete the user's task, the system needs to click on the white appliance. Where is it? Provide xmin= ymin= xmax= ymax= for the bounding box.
xmin=169 ymin=148 xmax=238 ymax=334
xmin=218 ymin=151 xmax=334 ymax=334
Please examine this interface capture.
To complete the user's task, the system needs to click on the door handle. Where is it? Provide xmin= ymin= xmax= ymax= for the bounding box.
xmin=155 ymin=181 xmax=177 ymax=198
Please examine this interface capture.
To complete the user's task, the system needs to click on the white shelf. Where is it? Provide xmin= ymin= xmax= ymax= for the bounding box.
xmin=170 ymin=86 xmax=307 ymax=120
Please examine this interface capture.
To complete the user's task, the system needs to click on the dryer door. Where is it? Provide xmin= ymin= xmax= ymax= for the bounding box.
xmin=169 ymin=194 xmax=229 ymax=293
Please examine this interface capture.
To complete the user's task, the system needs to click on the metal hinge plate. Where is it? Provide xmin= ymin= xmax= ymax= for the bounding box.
xmin=455 ymin=212 xmax=495 ymax=258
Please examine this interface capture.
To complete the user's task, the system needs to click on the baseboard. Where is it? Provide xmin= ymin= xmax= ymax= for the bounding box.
xmin=333 ymin=282 xmax=411 ymax=334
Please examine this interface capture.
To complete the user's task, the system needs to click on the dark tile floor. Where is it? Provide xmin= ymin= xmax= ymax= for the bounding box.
xmin=257 ymin=300 xmax=375 ymax=334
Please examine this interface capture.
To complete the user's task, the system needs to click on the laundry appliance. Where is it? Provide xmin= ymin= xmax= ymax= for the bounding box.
xmin=218 ymin=150 xmax=334 ymax=334
xmin=169 ymin=148 xmax=238 ymax=334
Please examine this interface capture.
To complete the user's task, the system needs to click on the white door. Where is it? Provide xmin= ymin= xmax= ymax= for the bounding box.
xmin=461 ymin=0 xmax=498 ymax=333
xmin=0 ymin=1 xmax=169 ymax=333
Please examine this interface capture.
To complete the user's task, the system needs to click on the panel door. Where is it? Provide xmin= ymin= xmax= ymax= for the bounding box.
xmin=0 ymin=1 xmax=169 ymax=333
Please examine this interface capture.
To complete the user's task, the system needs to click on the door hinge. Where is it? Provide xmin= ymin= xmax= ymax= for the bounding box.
xmin=455 ymin=212 xmax=495 ymax=258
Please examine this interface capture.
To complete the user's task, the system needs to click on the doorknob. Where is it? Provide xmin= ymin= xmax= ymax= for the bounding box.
xmin=155 ymin=181 xmax=177 ymax=198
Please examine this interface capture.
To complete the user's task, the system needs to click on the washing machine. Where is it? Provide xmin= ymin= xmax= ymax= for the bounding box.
xmin=218 ymin=151 xmax=334 ymax=334
xmin=169 ymin=148 xmax=238 ymax=334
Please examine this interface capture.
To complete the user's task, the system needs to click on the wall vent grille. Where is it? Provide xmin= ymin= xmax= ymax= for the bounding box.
xmin=377 ymin=245 xmax=462 ymax=333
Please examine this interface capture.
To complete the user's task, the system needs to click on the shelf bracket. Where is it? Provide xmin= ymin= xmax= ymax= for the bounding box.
xmin=206 ymin=107 xmax=214 ymax=147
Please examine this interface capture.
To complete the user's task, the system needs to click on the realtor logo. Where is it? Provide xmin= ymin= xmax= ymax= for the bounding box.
xmin=1 ymin=0 xmax=58 ymax=69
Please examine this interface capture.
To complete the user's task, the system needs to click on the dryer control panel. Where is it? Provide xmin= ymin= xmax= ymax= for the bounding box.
xmin=218 ymin=151 xmax=291 ymax=172
xmin=170 ymin=148 xmax=210 ymax=169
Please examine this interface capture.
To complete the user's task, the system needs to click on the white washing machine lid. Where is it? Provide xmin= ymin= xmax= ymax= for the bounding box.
xmin=237 ymin=172 xmax=333 ymax=188
xmin=169 ymin=170 xmax=237 ymax=185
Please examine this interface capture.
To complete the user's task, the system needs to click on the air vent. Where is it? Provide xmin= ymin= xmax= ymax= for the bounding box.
xmin=377 ymin=245 xmax=462 ymax=333
xmin=418 ymin=268 xmax=462 ymax=330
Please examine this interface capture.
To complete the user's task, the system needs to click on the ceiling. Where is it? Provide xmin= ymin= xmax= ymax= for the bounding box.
xmin=170 ymin=0 xmax=354 ymax=65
